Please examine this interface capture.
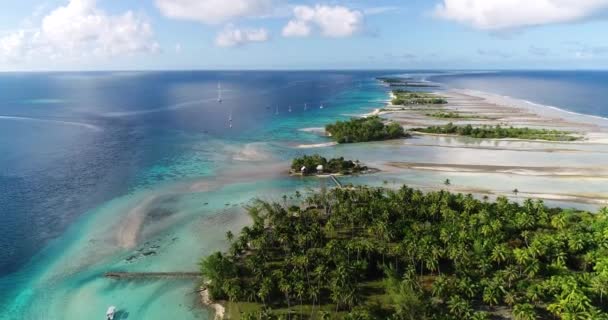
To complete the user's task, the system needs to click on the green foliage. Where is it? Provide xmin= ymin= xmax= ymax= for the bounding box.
xmin=425 ymin=111 xmax=480 ymax=119
xmin=325 ymin=116 xmax=407 ymax=143
xmin=291 ymin=154 xmax=367 ymax=175
xmin=391 ymin=90 xmax=447 ymax=105
xmin=200 ymin=186 xmax=608 ymax=319
xmin=415 ymin=122 xmax=580 ymax=141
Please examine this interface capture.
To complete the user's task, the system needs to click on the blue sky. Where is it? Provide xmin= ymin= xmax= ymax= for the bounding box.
xmin=1 ymin=0 xmax=608 ymax=71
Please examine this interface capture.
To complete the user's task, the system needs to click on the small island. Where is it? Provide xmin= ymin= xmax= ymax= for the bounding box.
xmin=414 ymin=123 xmax=581 ymax=141
xmin=377 ymin=77 xmax=440 ymax=88
xmin=290 ymin=154 xmax=367 ymax=176
xmin=200 ymin=185 xmax=608 ymax=319
xmin=325 ymin=116 xmax=408 ymax=143
xmin=391 ymin=90 xmax=448 ymax=105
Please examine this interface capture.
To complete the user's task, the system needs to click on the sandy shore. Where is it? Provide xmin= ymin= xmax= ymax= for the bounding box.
xmin=384 ymin=89 xmax=608 ymax=144
xmin=295 ymin=141 xmax=338 ymax=148
xmin=386 ymin=161 xmax=608 ymax=178
xmin=200 ymin=286 xmax=225 ymax=320
xmin=116 ymin=196 xmax=157 ymax=249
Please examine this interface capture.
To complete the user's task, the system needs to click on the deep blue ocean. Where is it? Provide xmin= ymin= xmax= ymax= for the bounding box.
xmin=0 ymin=71 xmax=392 ymax=275
xmin=431 ymin=70 xmax=608 ymax=118
xmin=2 ymin=69 xmax=608 ymax=276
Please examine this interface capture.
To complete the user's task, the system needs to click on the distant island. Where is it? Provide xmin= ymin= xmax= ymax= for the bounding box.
xmin=414 ymin=123 xmax=581 ymax=141
xmin=290 ymin=154 xmax=367 ymax=176
xmin=391 ymin=90 xmax=447 ymax=105
xmin=200 ymin=185 xmax=608 ymax=319
xmin=377 ymin=77 xmax=440 ymax=88
xmin=325 ymin=116 xmax=407 ymax=143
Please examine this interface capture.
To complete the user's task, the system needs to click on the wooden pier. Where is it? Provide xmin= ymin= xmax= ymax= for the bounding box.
xmin=329 ymin=175 xmax=343 ymax=188
xmin=104 ymin=272 xmax=201 ymax=280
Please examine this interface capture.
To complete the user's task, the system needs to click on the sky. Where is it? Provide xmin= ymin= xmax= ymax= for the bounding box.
xmin=1 ymin=0 xmax=608 ymax=71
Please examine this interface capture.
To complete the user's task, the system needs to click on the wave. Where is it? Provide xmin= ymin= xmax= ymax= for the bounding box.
xmin=0 ymin=115 xmax=101 ymax=131
xmin=518 ymin=98 xmax=608 ymax=122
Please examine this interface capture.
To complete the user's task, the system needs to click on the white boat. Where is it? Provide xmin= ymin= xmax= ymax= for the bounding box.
xmin=304 ymin=103 xmax=307 ymax=111
xmin=320 ymin=103 xmax=324 ymax=109
xmin=106 ymin=306 xmax=116 ymax=320
xmin=288 ymin=105 xmax=292 ymax=113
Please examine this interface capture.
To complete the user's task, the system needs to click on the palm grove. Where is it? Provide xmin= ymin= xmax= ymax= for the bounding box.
xmin=200 ymin=185 xmax=608 ymax=319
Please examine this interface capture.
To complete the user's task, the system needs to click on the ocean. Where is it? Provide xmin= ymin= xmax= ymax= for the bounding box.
xmin=430 ymin=70 xmax=608 ymax=119
xmin=0 ymin=70 xmax=607 ymax=319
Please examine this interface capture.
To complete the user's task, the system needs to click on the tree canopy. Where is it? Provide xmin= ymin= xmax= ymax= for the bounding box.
xmin=291 ymin=155 xmax=367 ymax=175
xmin=201 ymin=185 xmax=608 ymax=319
xmin=325 ymin=116 xmax=407 ymax=144
xmin=415 ymin=123 xmax=580 ymax=141
xmin=391 ymin=90 xmax=447 ymax=105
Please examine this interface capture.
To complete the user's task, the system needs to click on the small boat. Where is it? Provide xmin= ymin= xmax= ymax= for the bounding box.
xmin=106 ymin=306 xmax=116 ymax=320
xmin=275 ymin=106 xmax=279 ymax=115
xmin=320 ymin=103 xmax=324 ymax=109
xmin=304 ymin=103 xmax=307 ymax=111
xmin=288 ymin=105 xmax=292 ymax=113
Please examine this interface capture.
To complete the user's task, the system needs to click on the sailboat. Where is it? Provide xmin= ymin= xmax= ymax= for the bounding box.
xmin=304 ymin=103 xmax=307 ymax=111
xmin=275 ymin=106 xmax=279 ymax=115
xmin=320 ymin=103 xmax=324 ymax=109
xmin=228 ymin=108 xmax=233 ymax=128
xmin=288 ymin=105 xmax=292 ymax=113
xmin=217 ymin=82 xmax=222 ymax=103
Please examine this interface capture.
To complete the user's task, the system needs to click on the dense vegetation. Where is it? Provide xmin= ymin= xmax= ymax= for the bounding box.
xmin=325 ymin=116 xmax=407 ymax=143
xmin=377 ymin=77 xmax=407 ymax=84
xmin=425 ymin=112 xmax=480 ymax=119
xmin=291 ymin=155 xmax=367 ymax=175
xmin=200 ymin=185 xmax=608 ymax=319
xmin=414 ymin=123 xmax=580 ymax=141
xmin=391 ymin=90 xmax=447 ymax=105
xmin=377 ymin=78 xmax=439 ymax=88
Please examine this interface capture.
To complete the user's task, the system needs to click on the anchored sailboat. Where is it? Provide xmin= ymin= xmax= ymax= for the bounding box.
xmin=288 ymin=105 xmax=292 ymax=113
xmin=275 ymin=106 xmax=279 ymax=115
xmin=304 ymin=103 xmax=307 ymax=111
xmin=320 ymin=103 xmax=324 ymax=109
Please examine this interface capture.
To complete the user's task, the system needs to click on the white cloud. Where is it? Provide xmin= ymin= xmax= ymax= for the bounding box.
xmin=282 ymin=5 xmax=363 ymax=38
xmin=434 ymin=0 xmax=608 ymax=30
xmin=282 ymin=20 xmax=311 ymax=37
xmin=0 ymin=31 xmax=28 ymax=61
xmin=155 ymin=0 xmax=274 ymax=24
xmin=215 ymin=25 xmax=269 ymax=47
xmin=0 ymin=0 xmax=158 ymax=62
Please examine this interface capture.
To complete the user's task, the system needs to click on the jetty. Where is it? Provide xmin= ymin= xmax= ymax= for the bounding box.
xmin=329 ymin=175 xmax=343 ymax=188
xmin=104 ymin=272 xmax=201 ymax=280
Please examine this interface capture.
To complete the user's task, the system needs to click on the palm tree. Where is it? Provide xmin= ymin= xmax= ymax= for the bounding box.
xmin=490 ymin=244 xmax=508 ymax=267
xmin=226 ymin=230 xmax=234 ymax=242
xmin=447 ymin=295 xmax=473 ymax=319
xmin=513 ymin=303 xmax=537 ymax=320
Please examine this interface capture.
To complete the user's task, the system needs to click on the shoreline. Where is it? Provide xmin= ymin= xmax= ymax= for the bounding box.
xmin=200 ymin=286 xmax=225 ymax=320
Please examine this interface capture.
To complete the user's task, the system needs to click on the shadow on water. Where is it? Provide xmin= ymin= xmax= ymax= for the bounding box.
xmin=115 ymin=310 xmax=129 ymax=319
